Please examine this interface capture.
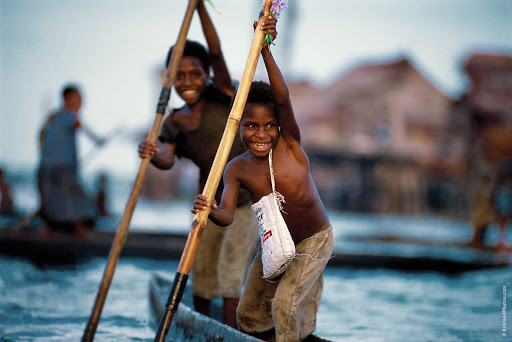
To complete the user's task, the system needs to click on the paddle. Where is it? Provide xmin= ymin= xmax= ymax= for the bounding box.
xmin=78 ymin=124 xmax=125 ymax=166
xmin=81 ymin=1 xmax=199 ymax=340
xmin=153 ymin=1 xmax=273 ymax=340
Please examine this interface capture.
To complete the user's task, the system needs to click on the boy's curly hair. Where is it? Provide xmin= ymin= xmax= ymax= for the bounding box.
xmin=166 ymin=40 xmax=210 ymax=73
xmin=244 ymin=81 xmax=279 ymax=119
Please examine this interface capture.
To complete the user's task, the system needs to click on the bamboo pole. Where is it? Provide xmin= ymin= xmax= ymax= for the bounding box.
xmin=81 ymin=1 xmax=199 ymax=341
xmin=153 ymin=1 xmax=273 ymax=341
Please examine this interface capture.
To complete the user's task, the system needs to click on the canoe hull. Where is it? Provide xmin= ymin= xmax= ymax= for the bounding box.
xmin=149 ymin=274 xmax=262 ymax=342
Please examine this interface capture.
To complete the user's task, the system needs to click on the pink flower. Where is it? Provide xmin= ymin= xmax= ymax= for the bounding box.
xmin=271 ymin=0 xmax=288 ymax=19
xmin=263 ymin=0 xmax=288 ymax=46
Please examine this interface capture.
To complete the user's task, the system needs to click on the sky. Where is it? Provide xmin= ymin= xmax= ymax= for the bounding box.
xmin=0 ymin=0 xmax=511 ymax=178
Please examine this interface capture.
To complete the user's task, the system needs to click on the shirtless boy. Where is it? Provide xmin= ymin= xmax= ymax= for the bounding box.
xmin=192 ymin=26 xmax=333 ymax=341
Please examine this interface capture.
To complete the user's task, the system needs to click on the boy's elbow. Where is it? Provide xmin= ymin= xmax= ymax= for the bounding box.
xmin=151 ymin=156 xmax=174 ymax=170
xmin=212 ymin=213 xmax=234 ymax=227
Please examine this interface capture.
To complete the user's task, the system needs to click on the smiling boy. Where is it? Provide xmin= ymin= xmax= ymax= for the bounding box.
xmin=139 ymin=3 xmax=278 ymax=328
xmin=192 ymin=30 xmax=333 ymax=341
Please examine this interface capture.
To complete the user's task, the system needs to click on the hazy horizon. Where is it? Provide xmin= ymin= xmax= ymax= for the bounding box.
xmin=1 ymin=0 xmax=511 ymax=177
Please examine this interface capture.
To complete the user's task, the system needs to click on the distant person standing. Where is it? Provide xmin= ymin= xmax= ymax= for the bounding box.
xmin=38 ymin=84 xmax=104 ymax=239
xmin=467 ymin=131 xmax=496 ymax=249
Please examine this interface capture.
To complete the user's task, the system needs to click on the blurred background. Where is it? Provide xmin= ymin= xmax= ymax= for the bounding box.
xmin=1 ymin=1 xmax=512 ymax=341
xmin=1 ymin=0 xmax=511 ymax=219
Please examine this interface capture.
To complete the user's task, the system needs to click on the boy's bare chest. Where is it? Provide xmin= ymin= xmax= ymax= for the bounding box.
xmin=242 ymin=157 xmax=307 ymax=201
xmin=175 ymin=110 xmax=202 ymax=131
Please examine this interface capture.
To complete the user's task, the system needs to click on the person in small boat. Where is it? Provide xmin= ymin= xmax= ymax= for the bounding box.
xmin=38 ymin=85 xmax=104 ymax=239
xmin=95 ymin=173 xmax=109 ymax=217
xmin=192 ymin=24 xmax=333 ymax=341
xmin=138 ymin=2 xmax=274 ymax=328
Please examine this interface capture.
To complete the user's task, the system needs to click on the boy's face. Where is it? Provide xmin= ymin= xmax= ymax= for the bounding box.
xmin=240 ymin=103 xmax=280 ymax=158
xmin=65 ymin=90 xmax=83 ymax=113
xmin=175 ymin=56 xmax=209 ymax=105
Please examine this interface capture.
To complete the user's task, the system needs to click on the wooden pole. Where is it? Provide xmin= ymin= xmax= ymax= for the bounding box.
xmin=153 ymin=1 xmax=273 ymax=341
xmin=81 ymin=1 xmax=199 ymax=340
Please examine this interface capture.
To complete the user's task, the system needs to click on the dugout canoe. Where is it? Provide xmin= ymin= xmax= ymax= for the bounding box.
xmin=0 ymin=215 xmax=188 ymax=265
xmin=148 ymin=273 xmax=331 ymax=342
xmin=0 ymin=214 xmax=509 ymax=272
xmin=351 ymin=233 xmax=512 ymax=252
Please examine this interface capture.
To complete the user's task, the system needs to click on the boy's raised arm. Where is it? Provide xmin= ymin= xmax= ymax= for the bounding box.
xmin=261 ymin=34 xmax=301 ymax=144
xmin=196 ymin=1 xmax=233 ymax=94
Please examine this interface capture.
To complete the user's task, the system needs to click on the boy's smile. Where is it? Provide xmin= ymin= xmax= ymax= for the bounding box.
xmin=175 ymin=56 xmax=209 ymax=106
xmin=240 ymin=104 xmax=280 ymax=158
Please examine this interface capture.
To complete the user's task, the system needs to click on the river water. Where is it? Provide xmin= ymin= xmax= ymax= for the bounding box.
xmin=0 ymin=226 xmax=510 ymax=341
xmin=0 ymin=180 xmax=511 ymax=341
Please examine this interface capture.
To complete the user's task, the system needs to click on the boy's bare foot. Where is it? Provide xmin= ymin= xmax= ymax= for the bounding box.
xmin=466 ymin=238 xmax=483 ymax=249
xmin=40 ymin=224 xmax=53 ymax=239
xmin=74 ymin=225 xmax=91 ymax=240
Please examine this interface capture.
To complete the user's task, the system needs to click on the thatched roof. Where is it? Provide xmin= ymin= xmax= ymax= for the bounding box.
xmin=289 ymin=58 xmax=455 ymax=162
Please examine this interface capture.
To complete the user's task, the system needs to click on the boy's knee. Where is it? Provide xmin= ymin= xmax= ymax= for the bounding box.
xmin=236 ymin=299 xmax=270 ymax=334
xmin=236 ymin=304 xmax=249 ymax=331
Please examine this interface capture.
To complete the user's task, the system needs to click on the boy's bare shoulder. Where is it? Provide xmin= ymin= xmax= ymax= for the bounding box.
xmin=225 ymin=151 xmax=253 ymax=176
xmin=226 ymin=151 xmax=249 ymax=168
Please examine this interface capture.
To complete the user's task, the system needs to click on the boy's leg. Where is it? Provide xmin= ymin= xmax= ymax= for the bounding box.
xmin=192 ymin=219 xmax=223 ymax=315
xmin=193 ymin=296 xmax=210 ymax=317
xmin=223 ymin=298 xmax=239 ymax=328
xmin=272 ymin=227 xmax=333 ymax=342
xmin=218 ymin=204 xmax=259 ymax=327
xmin=237 ymin=247 xmax=278 ymax=339
xmin=468 ymin=196 xmax=495 ymax=248
xmin=495 ymin=216 xmax=510 ymax=251
xmin=468 ymin=224 xmax=486 ymax=248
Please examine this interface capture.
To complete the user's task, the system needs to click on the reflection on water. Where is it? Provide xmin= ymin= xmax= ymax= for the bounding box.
xmin=0 ymin=255 xmax=510 ymax=341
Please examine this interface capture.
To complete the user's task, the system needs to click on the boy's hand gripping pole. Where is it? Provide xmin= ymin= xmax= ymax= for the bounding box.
xmin=153 ymin=1 xmax=273 ymax=341
xmin=80 ymin=1 xmax=199 ymax=341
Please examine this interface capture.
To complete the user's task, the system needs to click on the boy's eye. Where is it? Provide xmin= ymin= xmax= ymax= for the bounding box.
xmin=176 ymin=74 xmax=184 ymax=81
xmin=267 ymin=123 xmax=276 ymax=128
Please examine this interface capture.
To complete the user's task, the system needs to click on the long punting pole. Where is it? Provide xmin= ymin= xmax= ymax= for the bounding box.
xmin=81 ymin=1 xmax=199 ymax=340
xmin=153 ymin=0 xmax=273 ymax=341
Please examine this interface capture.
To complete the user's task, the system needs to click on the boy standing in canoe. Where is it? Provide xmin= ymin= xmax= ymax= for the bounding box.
xmin=38 ymin=85 xmax=104 ymax=239
xmin=192 ymin=20 xmax=333 ymax=341
xmin=139 ymin=2 xmax=278 ymax=328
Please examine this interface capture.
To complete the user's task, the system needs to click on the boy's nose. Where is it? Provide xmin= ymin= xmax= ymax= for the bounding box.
xmin=256 ymin=127 xmax=267 ymax=138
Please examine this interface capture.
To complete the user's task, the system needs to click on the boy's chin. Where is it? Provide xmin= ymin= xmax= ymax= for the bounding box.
xmin=249 ymin=148 xmax=272 ymax=158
